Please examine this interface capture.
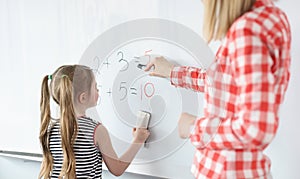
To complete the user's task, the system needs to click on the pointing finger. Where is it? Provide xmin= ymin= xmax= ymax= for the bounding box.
xmin=144 ymin=61 xmax=154 ymax=71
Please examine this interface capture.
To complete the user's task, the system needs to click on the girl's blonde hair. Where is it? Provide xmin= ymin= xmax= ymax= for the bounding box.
xmin=39 ymin=65 xmax=94 ymax=179
xmin=202 ymin=0 xmax=256 ymax=43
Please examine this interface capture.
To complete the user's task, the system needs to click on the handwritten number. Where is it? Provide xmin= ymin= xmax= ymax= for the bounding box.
xmin=119 ymin=82 xmax=127 ymax=101
xmin=118 ymin=51 xmax=129 ymax=71
xmin=93 ymin=56 xmax=101 ymax=75
xmin=144 ymin=82 xmax=155 ymax=98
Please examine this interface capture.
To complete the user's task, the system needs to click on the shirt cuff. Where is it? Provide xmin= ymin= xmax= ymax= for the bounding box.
xmin=170 ymin=66 xmax=182 ymax=86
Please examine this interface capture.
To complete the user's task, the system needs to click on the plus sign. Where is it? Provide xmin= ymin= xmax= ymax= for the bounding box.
xmin=106 ymin=88 xmax=112 ymax=96
xmin=103 ymin=59 xmax=110 ymax=68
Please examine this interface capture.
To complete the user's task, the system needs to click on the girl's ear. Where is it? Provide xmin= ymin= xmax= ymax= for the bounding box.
xmin=78 ymin=92 xmax=87 ymax=104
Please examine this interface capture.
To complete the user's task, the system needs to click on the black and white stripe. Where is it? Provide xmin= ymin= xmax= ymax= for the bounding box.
xmin=49 ymin=117 xmax=102 ymax=179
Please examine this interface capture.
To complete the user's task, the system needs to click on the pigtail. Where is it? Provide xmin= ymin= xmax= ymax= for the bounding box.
xmin=39 ymin=75 xmax=53 ymax=179
xmin=39 ymin=65 xmax=93 ymax=178
xmin=58 ymin=76 xmax=78 ymax=179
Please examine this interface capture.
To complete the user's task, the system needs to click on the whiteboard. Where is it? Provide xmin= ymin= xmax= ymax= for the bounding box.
xmin=79 ymin=18 xmax=214 ymax=178
xmin=1 ymin=0 xmax=300 ymax=179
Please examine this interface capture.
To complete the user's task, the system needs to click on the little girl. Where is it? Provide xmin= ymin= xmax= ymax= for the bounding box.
xmin=39 ymin=65 xmax=149 ymax=178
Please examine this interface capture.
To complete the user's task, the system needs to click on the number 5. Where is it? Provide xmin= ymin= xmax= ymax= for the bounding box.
xmin=119 ymin=82 xmax=127 ymax=101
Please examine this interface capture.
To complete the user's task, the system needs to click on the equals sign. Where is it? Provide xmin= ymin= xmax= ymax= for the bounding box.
xmin=130 ymin=87 xmax=137 ymax=95
xmin=134 ymin=56 xmax=140 ymax=61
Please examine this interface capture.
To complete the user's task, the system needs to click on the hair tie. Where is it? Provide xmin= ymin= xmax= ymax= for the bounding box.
xmin=61 ymin=74 xmax=68 ymax=78
xmin=48 ymin=75 xmax=52 ymax=80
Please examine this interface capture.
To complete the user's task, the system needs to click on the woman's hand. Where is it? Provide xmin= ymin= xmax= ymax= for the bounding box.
xmin=178 ymin=113 xmax=196 ymax=139
xmin=144 ymin=56 xmax=175 ymax=78
xmin=132 ymin=128 xmax=150 ymax=143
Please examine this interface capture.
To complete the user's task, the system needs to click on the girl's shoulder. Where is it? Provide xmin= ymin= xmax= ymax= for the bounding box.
xmin=78 ymin=116 xmax=101 ymax=126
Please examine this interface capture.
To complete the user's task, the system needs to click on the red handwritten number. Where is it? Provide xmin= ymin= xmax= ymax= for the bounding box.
xmin=144 ymin=50 xmax=152 ymax=63
xmin=142 ymin=48 xmax=154 ymax=100
xmin=144 ymin=50 xmax=152 ymax=55
xmin=144 ymin=82 xmax=155 ymax=98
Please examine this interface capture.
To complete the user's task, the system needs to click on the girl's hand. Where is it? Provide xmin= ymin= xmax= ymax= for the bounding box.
xmin=144 ymin=56 xmax=175 ymax=78
xmin=132 ymin=128 xmax=150 ymax=144
xmin=178 ymin=113 xmax=196 ymax=139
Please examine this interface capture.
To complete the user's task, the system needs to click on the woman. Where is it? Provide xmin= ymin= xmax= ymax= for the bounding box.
xmin=145 ymin=0 xmax=291 ymax=178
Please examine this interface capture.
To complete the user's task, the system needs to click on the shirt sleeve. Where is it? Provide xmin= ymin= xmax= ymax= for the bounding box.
xmin=170 ymin=66 xmax=206 ymax=92
xmin=190 ymin=19 xmax=279 ymax=150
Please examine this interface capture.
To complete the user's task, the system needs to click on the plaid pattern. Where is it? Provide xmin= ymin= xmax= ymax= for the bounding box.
xmin=170 ymin=0 xmax=291 ymax=178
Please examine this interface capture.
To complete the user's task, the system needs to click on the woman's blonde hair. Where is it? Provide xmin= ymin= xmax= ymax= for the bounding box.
xmin=202 ymin=0 xmax=256 ymax=43
xmin=39 ymin=65 xmax=94 ymax=179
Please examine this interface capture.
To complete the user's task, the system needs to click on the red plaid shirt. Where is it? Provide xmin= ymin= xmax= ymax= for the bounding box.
xmin=170 ymin=0 xmax=291 ymax=178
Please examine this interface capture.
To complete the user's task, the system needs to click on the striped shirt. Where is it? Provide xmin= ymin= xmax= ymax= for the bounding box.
xmin=49 ymin=116 xmax=102 ymax=179
xmin=170 ymin=0 xmax=291 ymax=178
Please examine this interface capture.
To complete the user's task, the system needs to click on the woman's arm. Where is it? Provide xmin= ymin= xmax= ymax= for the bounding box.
xmin=145 ymin=56 xmax=206 ymax=92
xmin=170 ymin=66 xmax=206 ymax=92
xmin=94 ymin=125 xmax=149 ymax=176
